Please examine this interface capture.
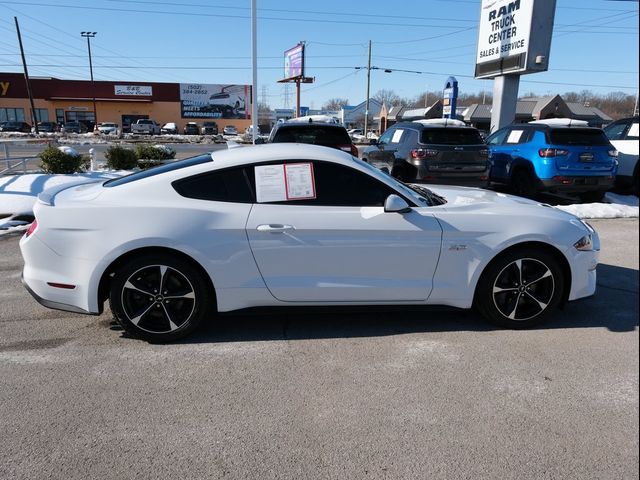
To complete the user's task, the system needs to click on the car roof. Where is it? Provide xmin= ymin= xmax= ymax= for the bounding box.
xmin=393 ymin=121 xmax=477 ymax=130
xmin=210 ymin=143 xmax=353 ymax=169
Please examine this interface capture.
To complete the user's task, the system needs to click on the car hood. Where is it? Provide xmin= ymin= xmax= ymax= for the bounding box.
xmin=427 ymin=184 xmax=577 ymax=220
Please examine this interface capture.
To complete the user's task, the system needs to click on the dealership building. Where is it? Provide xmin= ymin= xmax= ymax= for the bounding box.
xmin=0 ymin=72 xmax=253 ymax=132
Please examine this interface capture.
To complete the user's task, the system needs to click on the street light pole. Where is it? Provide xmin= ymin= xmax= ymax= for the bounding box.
xmin=81 ymin=31 xmax=97 ymax=130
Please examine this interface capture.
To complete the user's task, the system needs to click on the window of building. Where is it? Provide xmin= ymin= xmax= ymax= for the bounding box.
xmin=55 ymin=109 xmax=65 ymax=124
xmin=34 ymin=109 xmax=49 ymax=122
xmin=0 ymin=108 xmax=25 ymax=122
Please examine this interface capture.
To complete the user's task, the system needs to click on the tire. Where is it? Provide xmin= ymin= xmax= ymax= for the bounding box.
xmin=109 ymin=254 xmax=213 ymax=342
xmin=391 ymin=164 xmax=415 ymax=182
xmin=579 ymin=190 xmax=606 ymax=203
xmin=510 ymin=169 xmax=537 ymax=198
xmin=633 ymin=164 xmax=639 ymax=197
xmin=474 ymin=248 xmax=564 ymax=329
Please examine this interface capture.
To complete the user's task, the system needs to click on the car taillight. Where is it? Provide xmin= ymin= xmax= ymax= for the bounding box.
xmin=350 ymin=144 xmax=359 ymax=156
xmin=411 ymin=149 xmax=438 ymax=159
xmin=608 ymin=149 xmax=618 ymax=157
xmin=25 ymin=219 xmax=38 ymax=238
xmin=539 ymin=148 xmax=569 ymax=157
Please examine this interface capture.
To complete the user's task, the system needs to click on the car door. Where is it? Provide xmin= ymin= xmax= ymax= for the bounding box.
xmin=245 ymin=160 xmax=443 ymax=303
xmin=367 ymin=127 xmax=406 ymax=172
xmin=487 ymin=125 xmax=530 ymax=181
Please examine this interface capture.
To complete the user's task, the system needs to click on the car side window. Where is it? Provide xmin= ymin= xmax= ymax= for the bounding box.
xmin=246 ymin=161 xmax=396 ymax=207
xmin=377 ymin=129 xmax=395 ymax=145
xmin=604 ymin=121 xmax=629 ymax=141
xmin=486 ymin=128 xmax=509 ymax=146
xmin=172 ymin=167 xmax=253 ymax=203
xmin=504 ymin=128 xmax=529 ymax=144
xmin=627 ymin=122 xmax=639 ymax=139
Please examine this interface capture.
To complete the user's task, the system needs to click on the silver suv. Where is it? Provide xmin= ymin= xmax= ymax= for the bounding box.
xmin=362 ymin=119 xmax=489 ymax=186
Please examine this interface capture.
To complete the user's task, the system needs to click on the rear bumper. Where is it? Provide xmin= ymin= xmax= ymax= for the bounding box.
xmin=540 ymin=175 xmax=614 ymax=193
xmin=410 ymin=160 xmax=489 ymax=187
xmin=22 ymin=273 xmax=94 ymax=315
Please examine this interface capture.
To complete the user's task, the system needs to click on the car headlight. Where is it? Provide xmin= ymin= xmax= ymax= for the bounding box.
xmin=574 ymin=234 xmax=594 ymax=251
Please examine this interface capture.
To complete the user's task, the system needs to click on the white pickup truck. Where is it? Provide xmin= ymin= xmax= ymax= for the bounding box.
xmin=130 ymin=119 xmax=161 ymax=135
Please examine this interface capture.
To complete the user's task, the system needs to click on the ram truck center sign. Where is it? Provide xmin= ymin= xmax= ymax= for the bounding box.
xmin=475 ymin=0 xmax=556 ymax=79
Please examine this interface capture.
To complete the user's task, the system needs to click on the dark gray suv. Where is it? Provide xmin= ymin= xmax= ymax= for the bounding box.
xmin=362 ymin=120 xmax=489 ymax=186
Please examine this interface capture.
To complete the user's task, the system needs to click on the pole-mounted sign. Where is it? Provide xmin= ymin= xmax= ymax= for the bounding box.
xmin=442 ymin=77 xmax=458 ymax=119
xmin=475 ymin=0 xmax=556 ymax=80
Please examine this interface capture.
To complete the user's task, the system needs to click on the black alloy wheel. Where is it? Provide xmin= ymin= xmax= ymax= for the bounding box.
xmin=475 ymin=248 xmax=564 ymax=329
xmin=109 ymin=254 xmax=213 ymax=342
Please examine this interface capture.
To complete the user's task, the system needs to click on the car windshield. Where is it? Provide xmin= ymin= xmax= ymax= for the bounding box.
xmin=420 ymin=128 xmax=484 ymax=145
xmin=274 ymin=126 xmax=350 ymax=145
xmin=549 ymin=128 xmax=610 ymax=146
xmin=354 ymin=158 xmax=446 ymax=207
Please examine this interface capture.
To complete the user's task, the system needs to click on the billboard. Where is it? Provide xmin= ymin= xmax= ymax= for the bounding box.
xmin=283 ymin=44 xmax=304 ymax=80
xmin=475 ymin=0 xmax=556 ymax=79
xmin=179 ymin=84 xmax=251 ymax=119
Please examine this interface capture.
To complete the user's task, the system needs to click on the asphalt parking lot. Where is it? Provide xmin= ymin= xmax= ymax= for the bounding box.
xmin=0 ymin=218 xmax=638 ymax=479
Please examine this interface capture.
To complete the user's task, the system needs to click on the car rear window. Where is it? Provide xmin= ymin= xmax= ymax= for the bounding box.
xmin=272 ymin=126 xmax=351 ymax=146
xmin=103 ymin=154 xmax=212 ymax=187
xmin=420 ymin=128 xmax=484 ymax=145
xmin=549 ymin=128 xmax=610 ymax=146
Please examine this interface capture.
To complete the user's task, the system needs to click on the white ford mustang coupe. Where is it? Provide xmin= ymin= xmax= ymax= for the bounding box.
xmin=20 ymin=144 xmax=599 ymax=342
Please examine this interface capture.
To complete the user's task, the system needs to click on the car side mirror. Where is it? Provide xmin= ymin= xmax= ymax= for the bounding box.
xmin=384 ymin=194 xmax=411 ymax=214
xmin=369 ymin=139 xmax=378 ymax=145
xmin=254 ymin=137 xmax=265 ymax=145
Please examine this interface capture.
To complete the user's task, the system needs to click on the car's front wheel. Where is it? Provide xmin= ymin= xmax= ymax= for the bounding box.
xmin=474 ymin=248 xmax=564 ymax=329
xmin=109 ymin=254 xmax=213 ymax=342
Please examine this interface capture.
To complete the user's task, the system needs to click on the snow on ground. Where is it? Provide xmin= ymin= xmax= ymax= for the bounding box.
xmin=555 ymin=192 xmax=639 ymax=219
xmin=1 ymin=172 xmax=638 ymax=236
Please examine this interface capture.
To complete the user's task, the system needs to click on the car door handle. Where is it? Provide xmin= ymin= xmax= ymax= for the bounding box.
xmin=256 ymin=224 xmax=295 ymax=233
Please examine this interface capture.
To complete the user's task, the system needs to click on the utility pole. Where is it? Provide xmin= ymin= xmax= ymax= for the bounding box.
xmin=364 ymin=40 xmax=372 ymax=134
xmin=14 ymin=17 xmax=38 ymax=134
xmin=251 ymin=0 xmax=258 ymax=143
xmin=81 ymin=31 xmax=97 ymax=129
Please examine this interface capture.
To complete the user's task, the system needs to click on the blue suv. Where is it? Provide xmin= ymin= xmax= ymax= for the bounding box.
xmin=486 ymin=120 xmax=618 ymax=201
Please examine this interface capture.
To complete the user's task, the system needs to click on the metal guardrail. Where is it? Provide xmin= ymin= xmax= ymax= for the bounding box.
xmin=0 ymin=139 xmax=54 ymax=176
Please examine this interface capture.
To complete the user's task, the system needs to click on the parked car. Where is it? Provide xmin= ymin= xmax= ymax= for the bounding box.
xmin=603 ymin=116 xmax=638 ymax=195
xmin=161 ymin=122 xmax=179 ymax=135
xmin=487 ymin=118 xmax=618 ymax=201
xmin=130 ymin=119 xmax=161 ymax=135
xmin=207 ymin=90 xmax=244 ymax=117
xmin=268 ymin=120 xmax=358 ymax=156
xmin=61 ymin=121 xmax=88 ymax=134
xmin=97 ymin=122 xmax=118 ymax=135
xmin=33 ymin=122 xmax=59 ymax=133
xmin=184 ymin=122 xmax=200 ymax=135
xmin=223 ymin=125 xmax=238 ymax=136
xmin=0 ymin=121 xmax=32 ymax=133
xmin=362 ymin=119 xmax=489 ymax=186
xmin=20 ymin=143 xmax=600 ymax=342
xmin=245 ymin=124 xmax=261 ymax=136
xmin=201 ymin=121 xmax=219 ymax=135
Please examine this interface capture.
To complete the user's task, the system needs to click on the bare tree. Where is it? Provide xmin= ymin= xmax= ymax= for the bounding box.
xmin=322 ymin=98 xmax=349 ymax=110
xmin=373 ymin=89 xmax=411 ymax=107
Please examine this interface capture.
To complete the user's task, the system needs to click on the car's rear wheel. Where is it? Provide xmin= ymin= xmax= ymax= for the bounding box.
xmin=109 ymin=254 xmax=213 ymax=342
xmin=510 ymin=169 xmax=537 ymax=198
xmin=474 ymin=248 xmax=564 ymax=329
xmin=579 ymin=190 xmax=606 ymax=203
